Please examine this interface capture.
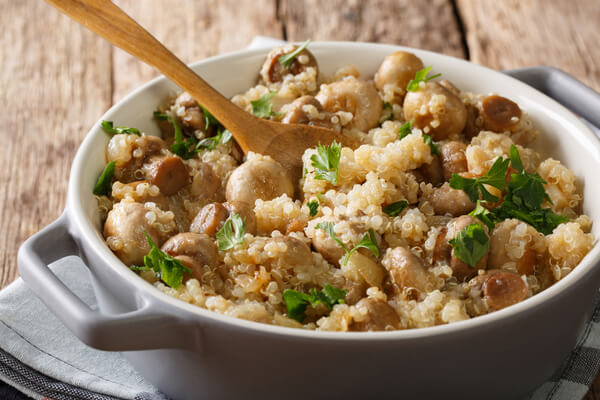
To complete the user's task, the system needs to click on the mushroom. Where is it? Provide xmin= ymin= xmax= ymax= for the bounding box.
xmin=481 ymin=95 xmax=522 ymax=132
xmin=260 ymin=44 xmax=319 ymax=84
xmin=374 ymin=51 xmax=424 ymax=102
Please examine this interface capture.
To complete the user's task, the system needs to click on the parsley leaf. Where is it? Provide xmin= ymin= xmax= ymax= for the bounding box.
xmin=131 ymin=232 xmax=192 ymax=289
xmin=383 ymin=200 xmax=409 ymax=217
xmin=93 ymin=161 xmax=116 ymax=196
xmin=310 ymin=141 xmax=341 ymax=185
xmin=200 ymin=106 xmax=221 ymax=131
xmin=406 ymin=66 xmax=442 ymax=92
xmin=343 ymin=229 xmax=379 ymax=265
xmin=278 ymin=39 xmax=312 ymax=69
xmin=382 ymin=101 xmax=394 ymax=122
xmin=251 ymin=92 xmax=280 ymax=118
xmin=469 ymin=200 xmax=497 ymax=231
xmin=307 ymin=200 xmax=319 ymax=217
xmin=154 ymin=111 xmax=198 ymax=159
xmin=195 ymin=129 xmax=232 ymax=152
xmin=398 ymin=121 xmax=413 ymax=140
xmin=449 ymin=156 xmax=510 ymax=202
xmin=509 ymin=144 xmax=524 ymax=173
xmin=423 ymin=134 xmax=440 ymax=156
xmin=316 ymin=222 xmax=379 ymax=265
xmin=283 ymin=284 xmax=346 ymax=323
xmin=448 ymin=223 xmax=489 ymax=268
xmin=216 ymin=213 xmax=246 ymax=251
xmin=101 ymin=120 xmax=141 ymax=136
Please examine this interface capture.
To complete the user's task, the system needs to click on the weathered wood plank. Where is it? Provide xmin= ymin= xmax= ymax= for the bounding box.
xmin=280 ymin=0 xmax=465 ymax=58
xmin=457 ymin=0 xmax=600 ymax=91
xmin=112 ymin=0 xmax=283 ymax=102
xmin=0 ymin=0 xmax=112 ymax=288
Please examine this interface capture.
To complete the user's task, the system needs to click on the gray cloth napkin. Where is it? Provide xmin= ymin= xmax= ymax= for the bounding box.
xmin=1 ymin=36 xmax=599 ymax=400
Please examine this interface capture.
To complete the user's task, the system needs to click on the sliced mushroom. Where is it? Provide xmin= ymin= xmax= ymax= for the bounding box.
xmin=382 ymin=246 xmax=431 ymax=294
xmin=416 ymin=155 xmax=444 ymax=186
xmin=161 ymin=232 xmax=219 ymax=269
xmin=439 ymin=141 xmax=468 ymax=181
xmin=374 ymin=51 xmax=424 ymax=102
xmin=281 ymin=95 xmax=333 ymax=128
xmin=174 ymin=91 xmax=206 ymax=132
xmin=225 ymin=158 xmax=294 ymax=207
xmin=260 ymin=45 xmax=318 ymax=84
xmin=482 ymin=271 xmax=527 ymax=310
xmin=446 ymin=215 xmax=489 ymax=281
xmin=403 ymin=82 xmax=467 ymax=141
xmin=109 ymin=135 xmax=167 ymax=183
xmin=315 ymin=77 xmax=382 ymax=132
xmin=268 ymin=236 xmax=313 ymax=267
xmin=481 ymin=95 xmax=522 ymax=132
xmin=142 ymin=156 xmax=189 ymax=196
xmin=190 ymin=202 xmax=229 ymax=235
xmin=428 ymin=182 xmax=475 ymax=216
xmin=350 ymin=298 xmax=401 ymax=331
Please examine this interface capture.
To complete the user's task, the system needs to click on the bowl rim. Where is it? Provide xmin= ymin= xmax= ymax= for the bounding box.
xmin=68 ymin=41 xmax=600 ymax=341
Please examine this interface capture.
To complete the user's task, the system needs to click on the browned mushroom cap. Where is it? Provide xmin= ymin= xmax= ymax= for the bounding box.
xmin=374 ymin=51 xmax=424 ymax=102
xmin=482 ymin=271 xmax=527 ymax=310
xmin=481 ymin=95 xmax=522 ymax=132
xmin=439 ymin=141 xmax=468 ymax=181
xmin=190 ymin=202 xmax=229 ymax=235
xmin=350 ymin=298 xmax=402 ymax=331
xmin=416 ymin=155 xmax=444 ymax=186
xmin=142 ymin=156 xmax=189 ymax=196
xmin=403 ymin=82 xmax=467 ymax=141
xmin=383 ymin=246 xmax=431 ymax=294
xmin=112 ymin=135 xmax=168 ymax=183
xmin=161 ymin=232 xmax=219 ymax=268
xmin=260 ymin=45 xmax=318 ymax=84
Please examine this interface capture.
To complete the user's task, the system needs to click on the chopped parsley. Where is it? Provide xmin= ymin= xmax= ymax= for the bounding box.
xmin=307 ymin=200 xmax=319 ymax=217
xmin=383 ymin=200 xmax=409 ymax=217
xmin=449 ymin=156 xmax=510 ymax=202
xmin=278 ymin=39 xmax=312 ymax=69
xmin=130 ymin=232 xmax=192 ymax=289
xmin=216 ymin=213 xmax=246 ymax=251
xmin=283 ymin=284 xmax=346 ymax=323
xmin=448 ymin=223 xmax=489 ymax=268
xmin=382 ymin=101 xmax=394 ymax=122
xmin=154 ymin=111 xmax=197 ymax=159
xmin=310 ymin=141 xmax=341 ymax=185
xmin=251 ymin=91 xmax=280 ymax=118
xmin=316 ymin=222 xmax=379 ymax=265
xmin=406 ymin=66 xmax=442 ymax=92
xmin=100 ymin=120 xmax=140 ymax=136
xmin=195 ymin=129 xmax=232 ymax=151
xmin=398 ymin=121 xmax=413 ymax=140
xmin=93 ymin=161 xmax=116 ymax=196
xmin=457 ymin=145 xmax=568 ymax=234
xmin=200 ymin=106 xmax=221 ymax=131
xmin=423 ymin=134 xmax=440 ymax=156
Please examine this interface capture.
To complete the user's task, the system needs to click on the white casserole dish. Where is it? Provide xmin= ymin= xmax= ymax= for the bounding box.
xmin=18 ymin=42 xmax=600 ymax=400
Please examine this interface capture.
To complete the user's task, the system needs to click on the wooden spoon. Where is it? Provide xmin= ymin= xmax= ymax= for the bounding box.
xmin=45 ymin=0 xmax=360 ymax=182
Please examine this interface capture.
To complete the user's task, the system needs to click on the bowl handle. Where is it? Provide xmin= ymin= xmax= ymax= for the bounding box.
xmin=503 ymin=66 xmax=600 ymax=131
xmin=18 ymin=212 xmax=201 ymax=351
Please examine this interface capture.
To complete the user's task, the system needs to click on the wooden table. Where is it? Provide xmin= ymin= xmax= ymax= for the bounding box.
xmin=1 ymin=0 xmax=599 ymax=397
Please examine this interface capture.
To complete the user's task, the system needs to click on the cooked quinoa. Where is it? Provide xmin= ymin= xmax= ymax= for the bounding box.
xmin=97 ymin=44 xmax=595 ymax=332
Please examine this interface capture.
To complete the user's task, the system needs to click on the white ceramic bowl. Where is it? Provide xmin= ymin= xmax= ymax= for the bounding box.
xmin=19 ymin=42 xmax=600 ymax=400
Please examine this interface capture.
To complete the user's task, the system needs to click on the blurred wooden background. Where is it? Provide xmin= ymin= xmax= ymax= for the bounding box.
xmin=0 ymin=0 xmax=599 ymax=397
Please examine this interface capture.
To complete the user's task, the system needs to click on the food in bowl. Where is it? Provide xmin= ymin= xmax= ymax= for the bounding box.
xmin=95 ymin=41 xmax=595 ymax=331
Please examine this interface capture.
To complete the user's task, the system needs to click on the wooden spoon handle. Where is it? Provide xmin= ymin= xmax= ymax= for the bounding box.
xmin=45 ymin=0 xmax=256 ymax=134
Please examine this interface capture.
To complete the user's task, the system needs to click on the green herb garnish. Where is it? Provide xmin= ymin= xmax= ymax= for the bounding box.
xmin=195 ymin=129 xmax=232 ymax=151
xmin=154 ymin=111 xmax=197 ymax=159
xmin=469 ymin=200 xmax=496 ymax=231
xmin=423 ymin=134 xmax=440 ymax=156
xmin=278 ymin=39 xmax=312 ymax=69
xmin=307 ymin=200 xmax=319 ymax=217
xmin=448 ymin=223 xmax=489 ymax=268
xmin=310 ymin=141 xmax=341 ymax=185
xmin=383 ymin=200 xmax=409 ymax=217
xmin=93 ymin=161 xmax=116 ymax=196
xmin=200 ymin=106 xmax=221 ymax=131
xmin=216 ymin=213 xmax=246 ymax=251
xmin=100 ymin=120 xmax=140 ymax=136
xmin=449 ymin=156 xmax=510 ymax=202
xmin=316 ymin=222 xmax=379 ymax=265
xmin=251 ymin=91 xmax=280 ymax=118
xmin=398 ymin=121 xmax=413 ymax=140
xmin=130 ymin=232 xmax=192 ymax=289
xmin=283 ymin=284 xmax=346 ymax=323
xmin=406 ymin=66 xmax=442 ymax=92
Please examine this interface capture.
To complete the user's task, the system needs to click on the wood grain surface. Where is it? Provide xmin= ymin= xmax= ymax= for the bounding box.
xmin=1 ymin=0 xmax=599 ymax=396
